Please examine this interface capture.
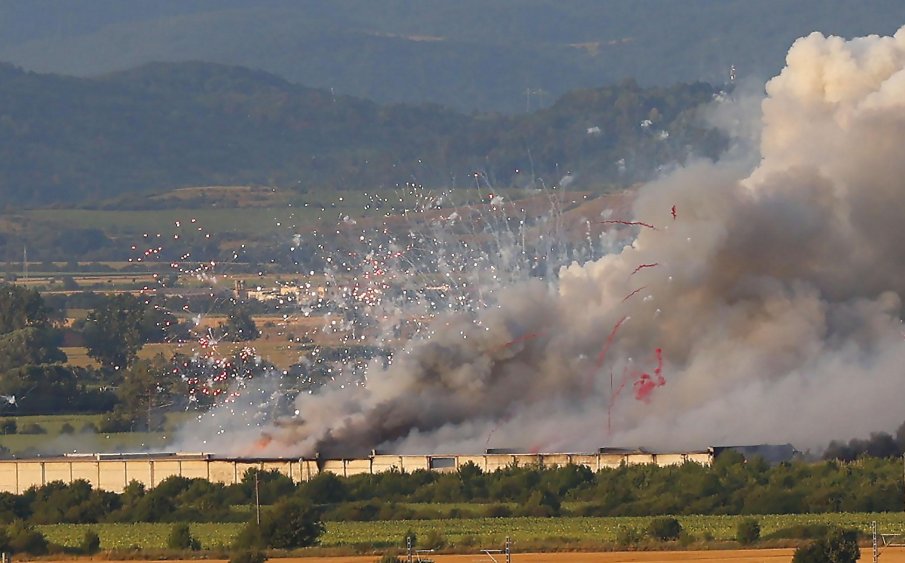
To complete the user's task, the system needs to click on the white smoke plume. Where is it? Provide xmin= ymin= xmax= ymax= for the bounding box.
xmin=219 ymin=27 xmax=905 ymax=457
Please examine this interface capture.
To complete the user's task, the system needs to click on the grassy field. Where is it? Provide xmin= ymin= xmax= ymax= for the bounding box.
xmin=20 ymin=189 xmax=394 ymax=238
xmin=18 ymin=186 xmax=577 ymax=240
xmin=25 ymin=208 xmax=320 ymax=237
xmin=35 ymin=513 xmax=905 ymax=550
xmin=0 ymin=413 xmax=197 ymax=455
xmin=62 ymin=310 xmax=324 ymax=370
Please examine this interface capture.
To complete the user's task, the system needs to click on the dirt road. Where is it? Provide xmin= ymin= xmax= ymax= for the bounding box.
xmin=106 ymin=547 xmax=905 ymax=563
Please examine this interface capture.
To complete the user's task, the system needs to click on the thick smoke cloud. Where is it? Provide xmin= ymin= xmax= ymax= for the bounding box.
xmin=203 ymin=27 xmax=905 ymax=457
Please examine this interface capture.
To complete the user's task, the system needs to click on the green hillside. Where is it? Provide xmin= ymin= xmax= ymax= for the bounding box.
xmin=1 ymin=0 xmax=904 ymax=112
xmin=0 ymin=61 xmax=724 ymax=208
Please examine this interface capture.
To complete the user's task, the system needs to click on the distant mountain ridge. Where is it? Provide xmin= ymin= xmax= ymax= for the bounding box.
xmin=1 ymin=0 xmax=904 ymax=113
xmin=0 ymin=61 xmax=724 ymax=207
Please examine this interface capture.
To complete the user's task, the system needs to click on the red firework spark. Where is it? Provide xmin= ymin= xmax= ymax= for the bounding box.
xmin=633 ymin=348 xmax=666 ymax=402
xmin=595 ymin=316 xmax=628 ymax=371
xmin=588 ymin=316 xmax=628 ymax=397
xmin=499 ymin=331 xmax=543 ymax=350
xmin=630 ymin=263 xmax=659 ymax=276
xmin=621 ymin=286 xmax=647 ymax=303
xmin=601 ymin=220 xmax=658 ymax=230
xmin=606 ymin=348 xmax=667 ymax=435
xmin=485 ymin=411 xmax=514 ymax=447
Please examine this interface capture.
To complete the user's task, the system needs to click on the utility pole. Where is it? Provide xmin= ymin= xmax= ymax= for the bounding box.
xmin=255 ymin=471 xmax=261 ymax=525
xmin=872 ymin=520 xmax=879 ymax=563
xmin=147 ymin=388 xmax=152 ymax=432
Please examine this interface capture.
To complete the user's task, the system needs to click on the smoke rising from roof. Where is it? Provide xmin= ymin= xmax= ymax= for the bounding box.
xmin=199 ymin=27 xmax=905 ymax=457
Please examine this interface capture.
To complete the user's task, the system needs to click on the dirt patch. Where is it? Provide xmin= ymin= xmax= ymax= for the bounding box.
xmin=93 ymin=548 xmax=905 ymax=563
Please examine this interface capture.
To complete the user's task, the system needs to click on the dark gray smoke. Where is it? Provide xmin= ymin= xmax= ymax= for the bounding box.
xmin=187 ymin=27 xmax=905 ymax=457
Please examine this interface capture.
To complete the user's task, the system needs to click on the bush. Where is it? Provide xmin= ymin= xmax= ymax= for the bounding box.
xmin=792 ymin=527 xmax=860 ymax=563
xmin=0 ymin=419 xmax=16 ymax=435
xmin=80 ymin=529 xmax=100 ymax=554
xmin=517 ymin=488 xmax=561 ymax=517
xmin=167 ymin=523 xmax=201 ymax=550
xmin=648 ymin=517 xmax=682 ymax=541
xmin=737 ymin=518 xmax=761 ymax=545
xmin=421 ymin=529 xmax=446 ymax=550
xmin=377 ymin=555 xmax=402 ymax=563
xmin=17 ymin=423 xmax=46 ymax=435
xmin=616 ymin=526 xmax=643 ymax=547
xmin=323 ymin=500 xmax=381 ymax=521
xmin=483 ymin=504 xmax=512 ymax=518
xmin=6 ymin=520 xmax=47 ymax=554
xmin=79 ymin=422 xmax=99 ymax=434
xmin=767 ymin=524 xmax=833 ymax=540
xmin=678 ymin=531 xmax=696 ymax=547
xmin=60 ymin=422 xmax=75 ymax=434
xmin=235 ymin=498 xmax=324 ymax=549
xmin=98 ymin=412 xmax=132 ymax=433
xmin=229 ymin=550 xmax=268 ymax=563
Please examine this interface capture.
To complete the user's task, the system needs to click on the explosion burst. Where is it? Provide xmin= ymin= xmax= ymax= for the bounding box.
xmin=172 ymin=27 xmax=905 ymax=457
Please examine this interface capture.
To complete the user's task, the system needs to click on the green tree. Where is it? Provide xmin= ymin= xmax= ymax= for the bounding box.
xmin=140 ymin=305 xmax=182 ymax=344
xmin=115 ymin=355 xmax=183 ymax=430
xmin=6 ymin=520 xmax=47 ymax=554
xmin=0 ymin=327 xmax=66 ymax=371
xmin=82 ymin=294 xmax=147 ymax=370
xmin=736 ymin=518 xmax=761 ymax=545
xmin=0 ymin=285 xmax=68 ymax=382
xmin=458 ymin=461 xmax=486 ymax=500
xmin=167 ymin=523 xmax=200 ymax=550
xmin=220 ymin=306 xmax=259 ymax=342
xmin=301 ymin=472 xmax=347 ymax=504
xmin=235 ymin=498 xmax=324 ymax=549
xmin=0 ymin=285 xmax=48 ymax=334
xmin=518 ymin=487 xmax=561 ymax=517
xmin=240 ymin=468 xmax=296 ymax=505
xmin=648 ymin=517 xmax=682 ymax=541
xmin=0 ymin=364 xmax=82 ymax=414
xmin=80 ymin=529 xmax=101 ymax=554
xmin=792 ymin=528 xmax=860 ymax=563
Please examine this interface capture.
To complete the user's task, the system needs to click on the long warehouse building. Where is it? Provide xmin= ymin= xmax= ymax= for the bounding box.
xmin=0 ymin=448 xmax=722 ymax=494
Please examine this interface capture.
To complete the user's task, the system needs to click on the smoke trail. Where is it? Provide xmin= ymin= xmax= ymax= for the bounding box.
xmin=194 ymin=27 xmax=905 ymax=456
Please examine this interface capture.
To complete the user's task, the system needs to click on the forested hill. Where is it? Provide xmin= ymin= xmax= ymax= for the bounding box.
xmin=0 ymin=61 xmax=724 ymax=207
xmin=1 ymin=1 xmax=904 ymax=113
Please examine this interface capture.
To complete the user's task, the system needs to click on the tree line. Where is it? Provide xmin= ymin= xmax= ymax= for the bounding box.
xmin=1 ymin=452 xmax=901 ymax=527
xmin=0 ymin=283 xmax=264 ymax=434
xmin=0 ymin=61 xmax=725 ymax=208
xmin=0 ymin=469 xmax=323 ymax=556
xmin=0 ymin=455 xmax=881 ymax=558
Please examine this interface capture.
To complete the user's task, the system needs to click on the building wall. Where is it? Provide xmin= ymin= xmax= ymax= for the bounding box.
xmin=0 ymin=450 xmax=713 ymax=493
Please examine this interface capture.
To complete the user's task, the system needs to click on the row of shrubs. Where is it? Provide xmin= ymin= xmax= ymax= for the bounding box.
xmin=0 ymin=519 xmax=270 ymax=563
xmin=377 ymin=520 xmax=860 ymax=563
xmin=322 ymin=500 xmax=554 ymax=521
xmin=0 ymin=419 xmax=118 ymax=436
xmin=1 ymin=496 xmax=322 ymax=556
xmin=612 ymin=516 xmax=761 ymax=547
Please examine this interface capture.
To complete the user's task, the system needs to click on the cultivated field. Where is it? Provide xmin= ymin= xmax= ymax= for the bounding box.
xmin=35 ymin=549 xmax=905 ymax=563
xmin=226 ymin=551 xmax=905 ymax=563
xmin=36 ymin=513 xmax=905 ymax=550
xmin=0 ymin=413 xmax=196 ymax=455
